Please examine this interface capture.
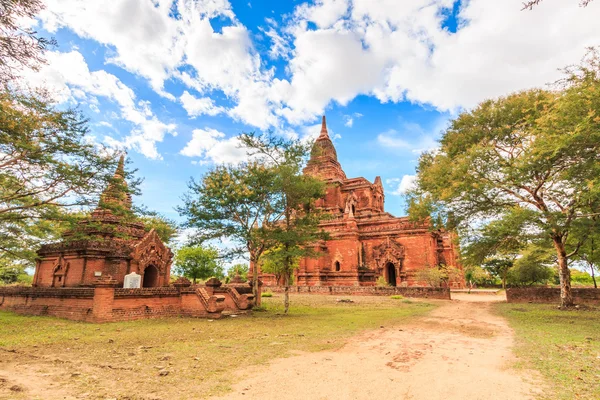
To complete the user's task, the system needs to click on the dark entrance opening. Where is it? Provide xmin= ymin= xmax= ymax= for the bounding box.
xmin=386 ymin=262 xmax=396 ymax=286
xmin=334 ymin=261 xmax=341 ymax=271
xmin=143 ymin=265 xmax=159 ymax=288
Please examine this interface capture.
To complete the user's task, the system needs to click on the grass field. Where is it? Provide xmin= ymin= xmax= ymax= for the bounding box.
xmin=0 ymin=294 xmax=435 ymax=400
xmin=494 ymin=303 xmax=600 ymax=400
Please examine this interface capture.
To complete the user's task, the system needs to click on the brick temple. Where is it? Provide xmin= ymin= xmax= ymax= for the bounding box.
xmin=1 ymin=156 xmax=254 ymax=322
xmin=32 ymin=156 xmax=173 ymax=288
xmin=262 ymin=116 xmax=463 ymax=288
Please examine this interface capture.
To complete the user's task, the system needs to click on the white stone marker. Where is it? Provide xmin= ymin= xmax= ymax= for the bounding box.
xmin=123 ymin=272 xmax=141 ymax=288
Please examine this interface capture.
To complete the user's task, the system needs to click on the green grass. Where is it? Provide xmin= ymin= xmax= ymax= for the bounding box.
xmin=494 ymin=303 xmax=600 ymax=400
xmin=0 ymin=294 xmax=435 ymax=400
xmin=390 ymin=295 xmax=404 ymax=300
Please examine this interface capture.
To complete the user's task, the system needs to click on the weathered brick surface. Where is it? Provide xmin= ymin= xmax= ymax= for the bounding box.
xmin=506 ymin=287 xmax=600 ymax=305
xmin=255 ymin=117 xmax=463 ymax=289
xmin=0 ymin=281 xmax=254 ymax=322
xmin=263 ymin=285 xmax=450 ymax=299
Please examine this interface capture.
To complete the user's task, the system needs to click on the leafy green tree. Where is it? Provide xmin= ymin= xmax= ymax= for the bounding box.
xmin=0 ymin=0 xmax=56 ymax=86
xmin=227 ymin=263 xmax=249 ymax=282
xmin=415 ymin=264 xmax=462 ymax=288
xmin=462 ymin=210 xmax=532 ymax=289
xmin=0 ymin=89 xmax=129 ymax=263
xmin=569 ymin=220 xmax=600 ymax=288
xmin=464 ymin=266 xmax=491 ymax=291
xmin=409 ymin=51 xmax=600 ymax=306
xmin=259 ymin=246 xmax=300 ymax=286
xmin=507 ymin=247 xmax=555 ymax=286
xmin=241 ymin=132 xmax=327 ymax=314
xmin=139 ymin=214 xmax=179 ymax=245
xmin=178 ymin=161 xmax=280 ymax=304
xmin=174 ymin=245 xmax=223 ymax=284
xmin=570 ymin=269 xmax=595 ymax=286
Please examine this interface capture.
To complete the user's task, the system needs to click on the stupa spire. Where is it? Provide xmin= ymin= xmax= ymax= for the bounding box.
xmin=319 ymin=115 xmax=329 ymax=138
xmin=96 ymin=153 xmax=132 ymax=213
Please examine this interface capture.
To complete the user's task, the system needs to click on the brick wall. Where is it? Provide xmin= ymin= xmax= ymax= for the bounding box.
xmin=506 ymin=287 xmax=600 ymax=305
xmin=0 ymin=284 xmax=252 ymax=322
xmin=0 ymin=287 xmax=95 ymax=321
xmin=263 ymin=285 xmax=450 ymax=299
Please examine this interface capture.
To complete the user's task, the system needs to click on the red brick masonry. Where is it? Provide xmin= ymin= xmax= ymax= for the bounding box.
xmin=0 ymin=281 xmax=255 ymax=323
xmin=263 ymin=285 xmax=450 ymax=300
xmin=506 ymin=287 xmax=600 ymax=305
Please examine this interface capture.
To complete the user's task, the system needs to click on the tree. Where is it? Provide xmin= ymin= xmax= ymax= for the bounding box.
xmin=241 ymin=132 xmax=328 ymax=314
xmin=507 ymin=247 xmax=555 ymax=286
xmin=0 ymin=0 xmax=56 ymax=86
xmin=415 ymin=264 xmax=462 ymax=288
xmin=462 ymin=209 xmax=531 ymax=289
xmin=464 ymin=266 xmax=491 ymax=292
xmin=409 ymin=51 xmax=600 ymax=307
xmin=139 ymin=214 xmax=179 ymax=245
xmin=259 ymin=246 xmax=300 ymax=286
xmin=226 ymin=263 xmax=249 ymax=282
xmin=178 ymin=161 xmax=280 ymax=304
xmin=1 ymin=90 xmax=126 ymax=263
xmin=174 ymin=245 xmax=223 ymax=284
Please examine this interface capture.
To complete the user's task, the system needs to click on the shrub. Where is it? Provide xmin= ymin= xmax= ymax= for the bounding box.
xmin=261 ymin=291 xmax=273 ymax=298
xmin=390 ymin=295 xmax=404 ymax=300
xmin=376 ymin=276 xmax=390 ymax=287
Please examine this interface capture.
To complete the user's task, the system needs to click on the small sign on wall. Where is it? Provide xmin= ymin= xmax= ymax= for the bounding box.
xmin=123 ymin=272 xmax=141 ymax=289
xmin=94 ymin=271 xmax=102 ymax=277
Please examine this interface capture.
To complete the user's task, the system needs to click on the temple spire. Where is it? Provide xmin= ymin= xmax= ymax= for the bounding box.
xmin=95 ymin=153 xmax=132 ymax=213
xmin=115 ymin=154 xmax=125 ymax=179
xmin=319 ymin=115 xmax=329 ymax=138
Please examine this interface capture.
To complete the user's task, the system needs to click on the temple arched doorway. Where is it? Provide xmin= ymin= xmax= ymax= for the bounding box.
xmin=385 ymin=262 xmax=396 ymax=287
xmin=143 ymin=265 xmax=159 ymax=288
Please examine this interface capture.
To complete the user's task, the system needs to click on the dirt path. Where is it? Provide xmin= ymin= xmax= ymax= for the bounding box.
xmin=213 ymin=294 xmax=543 ymax=400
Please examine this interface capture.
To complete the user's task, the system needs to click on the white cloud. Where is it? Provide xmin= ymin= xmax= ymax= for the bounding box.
xmin=180 ymin=128 xmax=248 ymax=164
xmin=180 ymin=90 xmax=224 ymax=117
xmin=389 ymin=175 xmax=417 ymax=195
xmin=278 ymin=0 xmax=600 ymax=122
xmin=32 ymin=0 xmax=600 ymax=137
xmin=294 ymin=0 xmax=350 ymax=29
xmin=22 ymin=50 xmax=176 ymax=160
xmin=376 ymin=118 xmax=445 ymax=154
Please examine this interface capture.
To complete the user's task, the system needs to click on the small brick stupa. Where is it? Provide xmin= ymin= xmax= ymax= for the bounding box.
xmin=32 ymin=156 xmax=173 ymax=288
xmin=261 ymin=116 xmax=463 ymax=288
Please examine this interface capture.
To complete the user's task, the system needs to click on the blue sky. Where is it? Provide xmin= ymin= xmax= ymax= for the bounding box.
xmin=25 ymin=0 xmax=600 ymax=225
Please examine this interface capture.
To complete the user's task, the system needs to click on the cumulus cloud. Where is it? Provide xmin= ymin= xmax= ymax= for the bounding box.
xmin=180 ymin=128 xmax=248 ymax=164
xmin=31 ymin=0 xmax=600 ymax=151
xmin=23 ymin=50 xmax=176 ymax=160
xmin=388 ymin=175 xmax=417 ymax=195
xmin=180 ymin=91 xmax=225 ymax=117
xmin=277 ymin=0 xmax=600 ymax=123
xmin=376 ymin=118 xmax=446 ymax=155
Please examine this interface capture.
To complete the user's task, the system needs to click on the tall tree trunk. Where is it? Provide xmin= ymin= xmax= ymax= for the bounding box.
xmin=590 ymin=239 xmax=597 ymax=289
xmin=501 ymin=270 xmax=507 ymax=290
xmin=552 ymin=236 xmax=573 ymax=307
xmin=589 ymin=262 xmax=597 ymax=289
xmin=251 ymin=254 xmax=260 ymax=307
xmin=283 ymin=271 xmax=290 ymax=314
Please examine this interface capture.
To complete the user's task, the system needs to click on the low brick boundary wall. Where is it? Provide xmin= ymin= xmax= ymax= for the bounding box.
xmin=0 ymin=283 xmax=254 ymax=322
xmin=0 ymin=286 xmax=94 ymax=298
xmin=263 ymin=285 xmax=450 ymax=300
xmin=506 ymin=287 xmax=600 ymax=305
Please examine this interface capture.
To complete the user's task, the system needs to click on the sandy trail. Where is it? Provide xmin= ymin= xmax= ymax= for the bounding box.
xmin=213 ymin=294 xmax=542 ymax=400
